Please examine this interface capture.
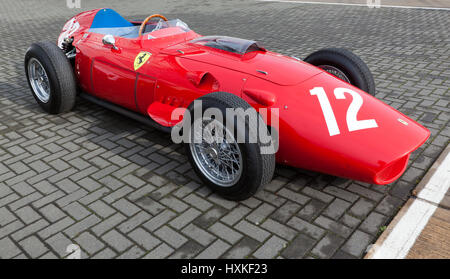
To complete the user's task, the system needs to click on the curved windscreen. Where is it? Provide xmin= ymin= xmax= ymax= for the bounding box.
xmin=190 ymin=36 xmax=266 ymax=54
xmin=144 ymin=19 xmax=190 ymax=35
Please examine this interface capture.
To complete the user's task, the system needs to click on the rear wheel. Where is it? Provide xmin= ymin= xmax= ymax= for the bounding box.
xmin=304 ymin=48 xmax=376 ymax=96
xmin=184 ymin=92 xmax=275 ymax=201
xmin=25 ymin=41 xmax=77 ymax=114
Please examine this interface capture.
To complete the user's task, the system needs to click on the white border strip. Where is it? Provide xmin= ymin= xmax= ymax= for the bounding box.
xmin=370 ymin=149 xmax=450 ymax=259
xmin=257 ymin=0 xmax=450 ymax=11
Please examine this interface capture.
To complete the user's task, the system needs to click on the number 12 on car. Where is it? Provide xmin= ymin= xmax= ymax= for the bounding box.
xmin=310 ymin=87 xmax=378 ymax=136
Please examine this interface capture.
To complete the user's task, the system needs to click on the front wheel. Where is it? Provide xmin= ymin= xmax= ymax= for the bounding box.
xmin=184 ymin=92 xmax=275 ymax=201
xmin=304 ymin=48 xmax=376 ymax=96
xmin=25 ymin=41 xmax=77 ymax=114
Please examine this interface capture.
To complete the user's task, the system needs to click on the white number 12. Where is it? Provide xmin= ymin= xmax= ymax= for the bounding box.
xmin=310 ymin=87 xmax=378 ymax=136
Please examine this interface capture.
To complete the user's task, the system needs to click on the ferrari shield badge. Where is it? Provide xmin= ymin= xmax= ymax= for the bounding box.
xmin=134 ymin=51 xmax=152 ymax=71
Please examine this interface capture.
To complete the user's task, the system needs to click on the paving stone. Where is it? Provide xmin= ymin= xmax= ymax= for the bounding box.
xmin=159 ymin=196 xmax=189 ymax=213
xmin=40 ymin=251 xmax=59 ymax=259
xmin=32 ymin=190 xmax=65 ymax=209
xmin=359 ymin=212 xmax=387 ymax=236
xmin=91 ymin=248 xmax=117 ymax=259
xmin=39 ymin=204 xmax=65 ymax=223
xmin=65 ymin=215 xmax=101 ymax=238
xmin=117 ymin=245 xmax=145 ymax=259
xmin=63 ymin=202 xmax=91 ymax=221
xmin=234 ymin=220 xmax=270 ymax=242
xmin=270 ymin=201 xmax=302 ymax=223
xmin=278 ymin=188 xmax=310 ymax=205
xmin=91 ymin=213 xmax=127 ymax=236
xmin=170 ymin=207 xmax=202 ymax=230
xmin=144 ymin=243 xmax=174 ymax=259
xmin=182 ymin=224 xmax=216 ymax=246
xmin=223 ymin=236 xmax=261 ymax=259
xmin=128 ymin=227 xmax=161 ymax=250
xmin=193 ymin=206 xmax=227 ymax=229
xmin=183 ymin=193 xmax=213 ymax=211
xmin=281 ymin=234 xmax=316 ymax=259
xmin=11 ymin=182 xmax=34 ymax=196
xmin=253 ymin=235 xmax=287 ymax=259
xmin=101 ymin=229 xmax=133 ymax=253
xmin=341 ymin=230 xmax=373 ymax=257
xmin=155 ymin=226 xmax=188 ymax=249
xmin=349 ymin=198 xmax=375 ymax=219
xmin=297 ymin=199 xmax=327 ymax=221
xmin=89 ymin=200 xmax=116 ymax=218
xmin=314 ymin=216 xmax=352 ymax=238
xmin=323 ymin=198 xmax=351 ymax=220
xmin=45 ymin=233 xmax=73 ymax=258
xmin=11 ymin=219 xmax=49 ymax=242
xmin=75 ymin=232 xmax=105 ymax=255
xmin=195 ymin=239 xmax=230 ymax=259
xmin=169 ymin=240 xmax=204 ymax=259
xmin=144 ymin=209 xmax=177 ymax=232
xmin=38 ymin=216 xmax=75 ymax=239
xmin=302 ymin=187 xmax=334 ymax=203
xmin=208 ymin=222 xmax=243 ymax=245
xmin=287 ymin=217 xmax=325 ymax=239
xmin=245 ymin=203 xmax=276 ymax=224
xmin=340 ymin=214 xmax=362 ymax=229
xmin=389 ymin=180 xmax=416 ymax=201
xmin=0 ymin=207 xmax=17 ymax=226
xmin=331 ymin=249 xmax=358 ymax=259
xmin=221 ymin=205 xmax=251 ymax=226
xmin=118 ymin=211 xmax=152 ymax=233
xmin=260 ymin=218 xmax=297 ymax=241
xmin=323 ymin=186 xmax=359 ymax=202
xmin=311 ymin=233 xmax=345 ymax=259
xmin=347 ymin=183 xmax=384 ymax=202
xmin=19 ymin=235 xmax=48 ymax=258
xmin=376 ymin=196 xmax=403 ymax=216
xmin=112 ymin=199 xmax=140 ymax=216
xmin=0 ymin=237 xmax=21 ymax=258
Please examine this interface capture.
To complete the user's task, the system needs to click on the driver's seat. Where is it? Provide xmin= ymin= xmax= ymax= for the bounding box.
xmin=89 ymin=9 xmax=140 ymax=38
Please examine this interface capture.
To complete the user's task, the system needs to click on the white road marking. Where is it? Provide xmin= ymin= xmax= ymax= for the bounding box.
xmin=370 ymin=149 xmax=450 ymax=259
xmin=257 ymin=0 xmax=450 ymax=11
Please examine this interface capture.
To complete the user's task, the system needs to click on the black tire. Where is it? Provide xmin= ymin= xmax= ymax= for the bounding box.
xmin=184 ymin=92 xmax=275 ymax=201
xmin=304 ymin=48 xmax=376 ymax=96
xmin=25 ymin=41 xmax=77 ymax=114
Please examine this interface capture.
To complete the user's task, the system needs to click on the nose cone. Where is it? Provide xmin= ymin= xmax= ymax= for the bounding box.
xmin=274 ymin=73 xmax=430 ymax=184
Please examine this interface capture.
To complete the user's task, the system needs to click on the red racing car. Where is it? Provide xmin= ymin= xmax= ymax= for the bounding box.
xmin=24 ymin=8 xmax=430 ymax=200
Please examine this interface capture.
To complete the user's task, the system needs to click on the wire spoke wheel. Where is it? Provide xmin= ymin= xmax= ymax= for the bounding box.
xmin=28 ymin=58 xmax=51 ymax=103
xmin=318 ymin=64 xmax=350 ymax=83
xmin=189 ymin=117 xmax=243 ymax=187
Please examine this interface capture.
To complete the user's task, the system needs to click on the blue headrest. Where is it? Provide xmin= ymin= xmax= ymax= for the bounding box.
xmin=90 ymin=9 xmax=133 ymax=29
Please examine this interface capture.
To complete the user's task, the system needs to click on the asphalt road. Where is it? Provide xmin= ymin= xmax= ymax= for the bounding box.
xmin=0 ymin=0 xmax=448 ymax=259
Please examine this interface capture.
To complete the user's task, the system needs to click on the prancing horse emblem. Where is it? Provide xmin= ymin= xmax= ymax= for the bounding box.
xmin=134 ymin=51 xmax=152 ymax=71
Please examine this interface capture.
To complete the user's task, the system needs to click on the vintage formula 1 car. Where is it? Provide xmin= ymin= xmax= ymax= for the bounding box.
xmin=25 ymin=8 xmax=429 ymax=200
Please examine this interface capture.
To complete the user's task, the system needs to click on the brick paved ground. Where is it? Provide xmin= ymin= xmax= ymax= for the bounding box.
xmin=0 ymin=0 xmax=448 ymax=259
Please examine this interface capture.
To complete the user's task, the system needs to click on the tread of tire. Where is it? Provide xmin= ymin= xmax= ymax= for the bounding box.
xmin=198 ymin=92 xmax=275 ymax=198
xmin=304 ymin=48 xmax=375 ymax=95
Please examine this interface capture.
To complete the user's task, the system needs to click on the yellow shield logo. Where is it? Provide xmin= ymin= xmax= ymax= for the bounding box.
xmin=134 ymin=51 xmax=152 ymax=71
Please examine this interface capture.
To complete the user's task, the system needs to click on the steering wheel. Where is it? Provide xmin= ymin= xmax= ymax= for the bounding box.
xmin=138 ymin=14 xmax=168 ymax=37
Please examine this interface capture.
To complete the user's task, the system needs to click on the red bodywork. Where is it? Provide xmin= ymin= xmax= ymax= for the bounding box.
xmin=60 ymin=9 xmax=430 ymax=185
